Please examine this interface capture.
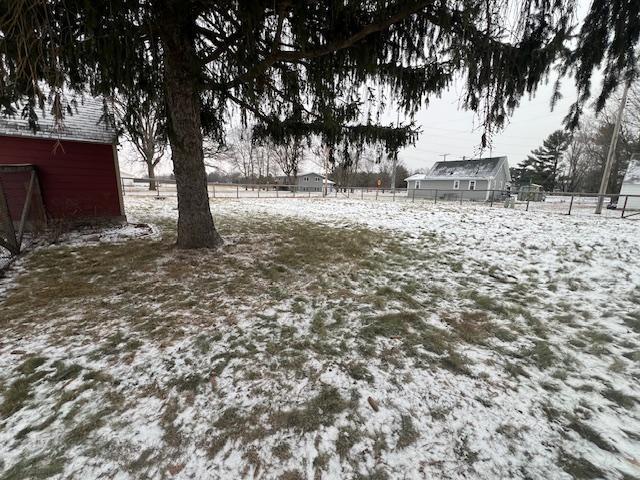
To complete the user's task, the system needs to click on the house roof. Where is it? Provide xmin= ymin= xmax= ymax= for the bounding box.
xmin=0 ymin=94 xmax=116 ymax=144
xmin=404 ymin=173 xmax=428 ymax=181
xmin=423 ymin=156 xmax=508 ymax=180
xmin=622 ymin=156 xmax=640 ymax=185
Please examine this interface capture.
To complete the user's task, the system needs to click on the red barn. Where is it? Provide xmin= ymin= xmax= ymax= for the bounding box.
xmin=0 ymin=95 xmax=125 ymax=225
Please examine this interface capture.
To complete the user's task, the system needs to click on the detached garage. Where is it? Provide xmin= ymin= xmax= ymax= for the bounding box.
xmin=0 ymin=95 xmax=125 ymax=226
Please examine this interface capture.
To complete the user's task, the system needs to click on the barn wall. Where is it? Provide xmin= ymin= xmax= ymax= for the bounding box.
xmin=0 ymin=135 xmax=124 ymax=221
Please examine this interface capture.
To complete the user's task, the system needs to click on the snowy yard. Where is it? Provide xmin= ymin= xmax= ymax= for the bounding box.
xmin=1 ymin=196 xmax=639 ymax=480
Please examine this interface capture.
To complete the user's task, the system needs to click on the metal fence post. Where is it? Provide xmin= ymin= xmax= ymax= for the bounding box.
xmin=121 ymin=178 xmax=126 ymax=196
xmin=434 ymin=189 xmax=438 ymax=204
xmin=361 ymin=188 xmax=364 ymax=199
xmin=257 ymin=185 xmax=260 ymax=198
xmin=568 ymin=195 xmax=574 ymax=215
xmin=412 ymin=188 xmax=415 ymax=203
xmin=276 ymin=186 xmax=279 ymax=198
xmin=376 ymin=189 xmax=379 ymax=200
xmin=489 ymin=190 xmax=494 ymax=207
xmin=156 ymin=180 xmax=161 ymax=198
xmin=236 ymin=185 xmax=239 ymax=198
xmin=460 ymin=191 xmax=463 ymax=205
xmin=393 ymin=189 xmax=396 ymax=201
xmin=213 ymin=184 xmax=216 ymax=198
xmin=621 ymin=195 xmax=628 ymax=218
xmin=526 ymin=199 xmax=530 ymax=211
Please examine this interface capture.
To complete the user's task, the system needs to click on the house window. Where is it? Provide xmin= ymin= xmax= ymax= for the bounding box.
xmin=469 ymin=180 xmax=476 ymax=191
xmin=453 ymin=180 xmax=460 ymax=190
xmin=415 ymin=181 xmax=421 ymax=189
xmin=304 ymin=177 xmax=309 ymax=182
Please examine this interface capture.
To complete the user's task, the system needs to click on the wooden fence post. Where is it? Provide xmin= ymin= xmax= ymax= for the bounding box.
xmin=621 ymin=195 xmax=629 ymax=218
xmin=568 ymin=195 xmax=574 ymax=215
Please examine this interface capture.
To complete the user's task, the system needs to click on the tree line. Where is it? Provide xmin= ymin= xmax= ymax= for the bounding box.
xmin=511 ymin=83 xmax=640 ymax=193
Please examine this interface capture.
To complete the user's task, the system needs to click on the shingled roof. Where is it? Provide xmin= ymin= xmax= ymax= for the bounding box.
xmin=426 ymin=156 xmax=508 ymax=179
xmin=0 ymin=94 xmax=116 ymax=144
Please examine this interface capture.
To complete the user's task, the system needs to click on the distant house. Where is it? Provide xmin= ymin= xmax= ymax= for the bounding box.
xmin=618 ymin=155 xmax=640 ymax=209
xmin=276 ymin=172 xmax=334 ymax=192
xmin=405 ymin=156 xmax=511 ymax=201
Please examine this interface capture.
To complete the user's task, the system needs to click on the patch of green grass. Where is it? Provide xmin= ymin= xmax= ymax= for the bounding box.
xmin=272 ymin=442 xmax=292 ymax=461
xmin=310 ymin=311 xmax=327 ymax=337
xmin=271 ymin=386 xmax=351 ymax=433
xmin=440 ymin=349 xmax=472 ymax=376
xmin=336 ymin=425 xmax=363 ymax=458
xmin=360 ymin=311 xmax=419 ymax=339
xmin=65 ymin=412 xmax=105 ymax=445
xmin=17 ymin=356 xmax=47 ymax=375
xmin=566 ymin=419 xmax=618 ymax=453
xmin=168 ymin=373 xmax=206 ymax=392
xmin=558 ymin=451 xmax=605 ymax=479
xmin=51 ymin=361 xmax=82 ymax=383
xmin=345 ymin=361 xmax=373 ymax=383
xmin=601 ymin=388 xmax=638 ymax=409
xmin=454 ymin=434 xmax=479 ymax=465
xmin=396 ymin=414 xmax=419 ymax=448
xmin=161 ymin=396 xmax=183 ymax=449
xmin=15 ymin=414 xmax=57 ymax=440
xmin=0 ymin=455 xmax=65 ymax=480
xmin=494 ymin=327 xmax=517 ymax=343
xmin=0 ymin=378 xmax=33 ymax=418
xmin=279 ymin=470 xmax=305 ymax=480
xmin=505 ymin=361 xmax=530 ymax=379
xmin=528 ymin=341 xmax=556 ymax=370
xmin=445 ymin=310 xmax=494 ymax=345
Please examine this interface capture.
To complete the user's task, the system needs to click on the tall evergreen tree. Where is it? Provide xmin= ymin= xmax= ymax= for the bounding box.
xmin=0 ymin=0 xmax=638 ymax=248
xmin=517 ymin=130 xmax=570 ymax=190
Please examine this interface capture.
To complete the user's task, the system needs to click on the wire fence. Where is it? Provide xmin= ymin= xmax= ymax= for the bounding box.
xmin=122 ymin=177 xmax=640 ymax=219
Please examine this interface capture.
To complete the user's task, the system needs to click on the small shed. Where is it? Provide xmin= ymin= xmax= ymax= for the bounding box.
xmin=0 ymin=95 xmax=125 ymax=224
xmin=618 ymin=155 xmax=640 ymax=210
xmin=517 ymin=184 xmax=545 ymax=202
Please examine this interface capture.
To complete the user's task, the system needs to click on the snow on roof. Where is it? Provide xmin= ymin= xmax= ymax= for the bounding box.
xmin=404 ymin=173 xmax=428 ymax=181
xmin=0 ymin=94 xmax=116 ymax=144
xmin=425 ymin=156 xmax=507 ymax=179
xmin=622 ymin=156 xmax=640 ymax=185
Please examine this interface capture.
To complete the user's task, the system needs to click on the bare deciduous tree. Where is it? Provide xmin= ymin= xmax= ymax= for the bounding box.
xmin=113 ymin=96 xmax=167 ymax=190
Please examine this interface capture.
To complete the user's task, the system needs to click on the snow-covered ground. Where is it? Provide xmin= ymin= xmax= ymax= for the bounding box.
xmin=1 ymin=196 xmax=639 ymax=480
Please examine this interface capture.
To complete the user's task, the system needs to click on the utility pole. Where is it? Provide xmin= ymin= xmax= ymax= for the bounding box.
xmin=440 ymin=153 xmax=450 ymax=162
xmin=595 ymin=80 xmax=631 ymax=214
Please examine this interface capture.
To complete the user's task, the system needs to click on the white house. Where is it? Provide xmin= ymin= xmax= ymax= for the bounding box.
xmin=405 ymin=156 xmax=511 ymax=201
xmin=618 ymin=155 xmax=640 ymax=210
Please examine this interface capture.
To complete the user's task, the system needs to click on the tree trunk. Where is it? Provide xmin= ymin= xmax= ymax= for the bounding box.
xmin=146 ymin=161 xmax=157 ymax=191
xmin=160 ymin=4 xmax=222 ymax=248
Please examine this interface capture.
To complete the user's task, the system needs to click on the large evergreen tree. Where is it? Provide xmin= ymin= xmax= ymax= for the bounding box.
xmin=0 ymin=0 xmax=638 ymax=248
xmin=516 ymin=130 xmax=571 ymax=190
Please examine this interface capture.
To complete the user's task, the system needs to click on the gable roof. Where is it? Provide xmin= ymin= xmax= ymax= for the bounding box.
xmin=423 ymin=156 xmax=508 ymax=180
xmin=622 ymin=155 xmax=640 ymax=185
xmin=0 ymin=94 xmax=116 ymax=144
xmin=404 ymin=173 xmax=428 ymax=181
